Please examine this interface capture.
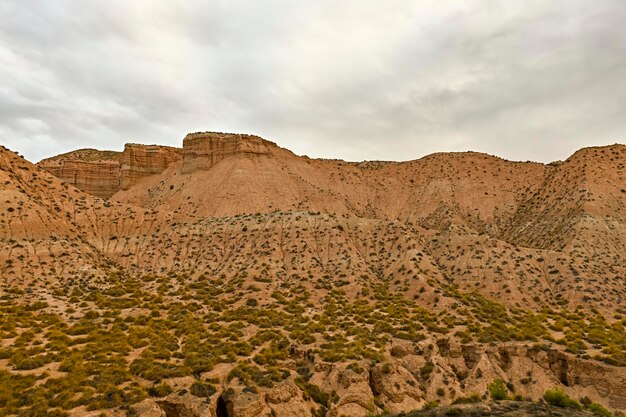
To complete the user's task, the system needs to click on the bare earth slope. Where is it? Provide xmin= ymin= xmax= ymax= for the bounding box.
xmin=110 ymin=133 xmax=626 ymax=312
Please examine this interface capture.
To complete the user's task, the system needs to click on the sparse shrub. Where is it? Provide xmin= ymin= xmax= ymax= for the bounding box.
xmin=148 ymin=383 xmax=173 ymax=398
xmin=488 ymin=379 xmax=507 ymax=401
xmin=420 ymin=360 xmax=434 ymax=379
xmin=295 ymin=377 xmax=330 ymax=406
xmin=423 ymin=400 xmax=440 ymax=410
xmin=453 ymin=394 xmax=481 ymax=404
xmin=543 ymin=388 xmax=581 ymax=409
xmin=190 ymin=381 xmax=217 ymax=398
xmin=588 ymin=402 xmax=612 ymax=417
xmin=381 ymin=362 xmax=392 ymax=374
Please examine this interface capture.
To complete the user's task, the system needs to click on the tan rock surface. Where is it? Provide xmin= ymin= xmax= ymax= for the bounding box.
xmin=181 ymin=132 xmax=276 ymax=174
xmin=38 ymin=149 xmax=122 ymax=198
xmin=38 ymin=144 xmax=181 ymax=198
xmin=120 ymin=143 xmax=182 ymax=190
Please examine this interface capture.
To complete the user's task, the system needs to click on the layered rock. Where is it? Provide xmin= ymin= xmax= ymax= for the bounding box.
xmin=38 ymin=149 xmax=122 ymax=198
xmin=120 ymin=143 xmax=181 ymax=190
xmin=38 ymin=144 xmax=181 ymax=197
xmin=44 ymin=160 xmax=121 ymax=199
xmin=182 ymin=132 xmax=276 ymax=173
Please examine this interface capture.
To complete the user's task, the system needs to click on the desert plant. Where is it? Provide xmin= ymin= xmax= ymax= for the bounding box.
xmin=543 ymin=388 xmax=581 ymax=409
xmin=488 ymin=379 xmax=507 ymax=401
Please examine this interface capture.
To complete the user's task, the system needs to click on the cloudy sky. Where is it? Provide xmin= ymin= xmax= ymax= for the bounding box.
xmin=1 ymin=1 xmax=625 ymax=163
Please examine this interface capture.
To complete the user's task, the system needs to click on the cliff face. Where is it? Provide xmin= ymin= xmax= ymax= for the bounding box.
xmin=120 ymin=144 xmax=181 ymax=190
xmin=181 ymin=132 xmax=276 ymax=173
xmin=38 ymin=144 xmax=181 ymax=197
xmin=37 ymin=149 xmax=122 ymax=198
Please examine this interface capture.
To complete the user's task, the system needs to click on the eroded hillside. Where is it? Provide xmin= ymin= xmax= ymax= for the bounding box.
xmin=1 ymin=136 xmax=625 ymax=417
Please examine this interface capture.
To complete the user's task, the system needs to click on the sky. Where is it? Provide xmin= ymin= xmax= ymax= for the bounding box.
xmin=0 ymin=1 xmax=625 ymax=163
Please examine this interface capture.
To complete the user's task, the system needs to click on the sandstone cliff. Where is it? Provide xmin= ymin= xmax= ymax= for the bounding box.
xmin=37 ymin=149 xmax=122 ymax=198
xmin=120 ymin=143 xmax=181 ymax=190
xmin=38 ymin=144 xmax=181 ymax=197
xmin=181 ymin=132 xmax=277 ymax=174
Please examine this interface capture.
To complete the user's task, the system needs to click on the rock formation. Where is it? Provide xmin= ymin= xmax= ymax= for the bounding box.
xmin=120 ymin=143 xmax=181 ymax=190
xmin=38 ymin=144 xmax=181 ymax=197
xmin=37 ymin=149 xmax=122 ymax=198
xmin=181 ymin=132 xmax=277 ymax=174
xmin=128 ymin=339 xmax=625 ymax=417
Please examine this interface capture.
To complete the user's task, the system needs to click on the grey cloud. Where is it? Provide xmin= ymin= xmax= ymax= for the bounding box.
xmin=0 ymin=0 xmax=624 ymax=163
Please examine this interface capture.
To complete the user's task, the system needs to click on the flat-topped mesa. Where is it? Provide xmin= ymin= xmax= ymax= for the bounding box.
xmin=182 ymin=131 xmax=277 ymax=173
xmin=120 ymin=144 xmax=182 ymax=190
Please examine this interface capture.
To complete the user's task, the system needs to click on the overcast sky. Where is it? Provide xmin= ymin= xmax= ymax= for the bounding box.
xmin=1 ymin=1 xmax=625 ymax=163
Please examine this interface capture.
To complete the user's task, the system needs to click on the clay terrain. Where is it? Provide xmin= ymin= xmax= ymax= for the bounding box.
xmin=0 ymin=132 xmax=624 ymax=417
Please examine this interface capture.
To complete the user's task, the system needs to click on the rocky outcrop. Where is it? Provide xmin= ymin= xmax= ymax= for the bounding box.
xmin=38 ymin=149 xmax=122 ymax=198
xmin=181 ymin=132 xmax=276 ymax=173
xmin=369 ymin=362 xmax=425 ymax=413
xmin=299 ymin=340 xmax=625 ymax=416
xmin=219 ymin=383 xmax=313 ymax=417
xmin=403 ymin=339 xmax=626 ymax=412
xmin=40 ymin=133 xmax=274 ymax=195
xmin=137 ymin=383 xmax=314 ymax=417
xmin=41 ymin=159 xmax=121 ymax=198
xmin=120 ymin=143 xmax=181 ymax=190
xmin=38 ymin=144 xmax=181 ymax=197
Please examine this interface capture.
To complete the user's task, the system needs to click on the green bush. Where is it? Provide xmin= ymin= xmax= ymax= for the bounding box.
xmin=488 ymin=379 xmax=507 ymax=401
xmin=148 ymin=383 xmax=173 ymax=398
xmin=543 ymin=388 xmax=581 ymax=409
xmin=588 ymin=402 xmax=612 ymax=417
xmin=423 ymin=400 xmax=440 ymax=410
xmin=420 ymin=361 xmax=434 ymax=379
xmin=295 ymin=377 xmax=330 ymax=406
xmin=453 ymin=394 xmax=481 ymax=404
xmin=445 ymin=407 xmax=463 ymax=416
xmin=190 ymin=382 xmax=217 ymax=398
